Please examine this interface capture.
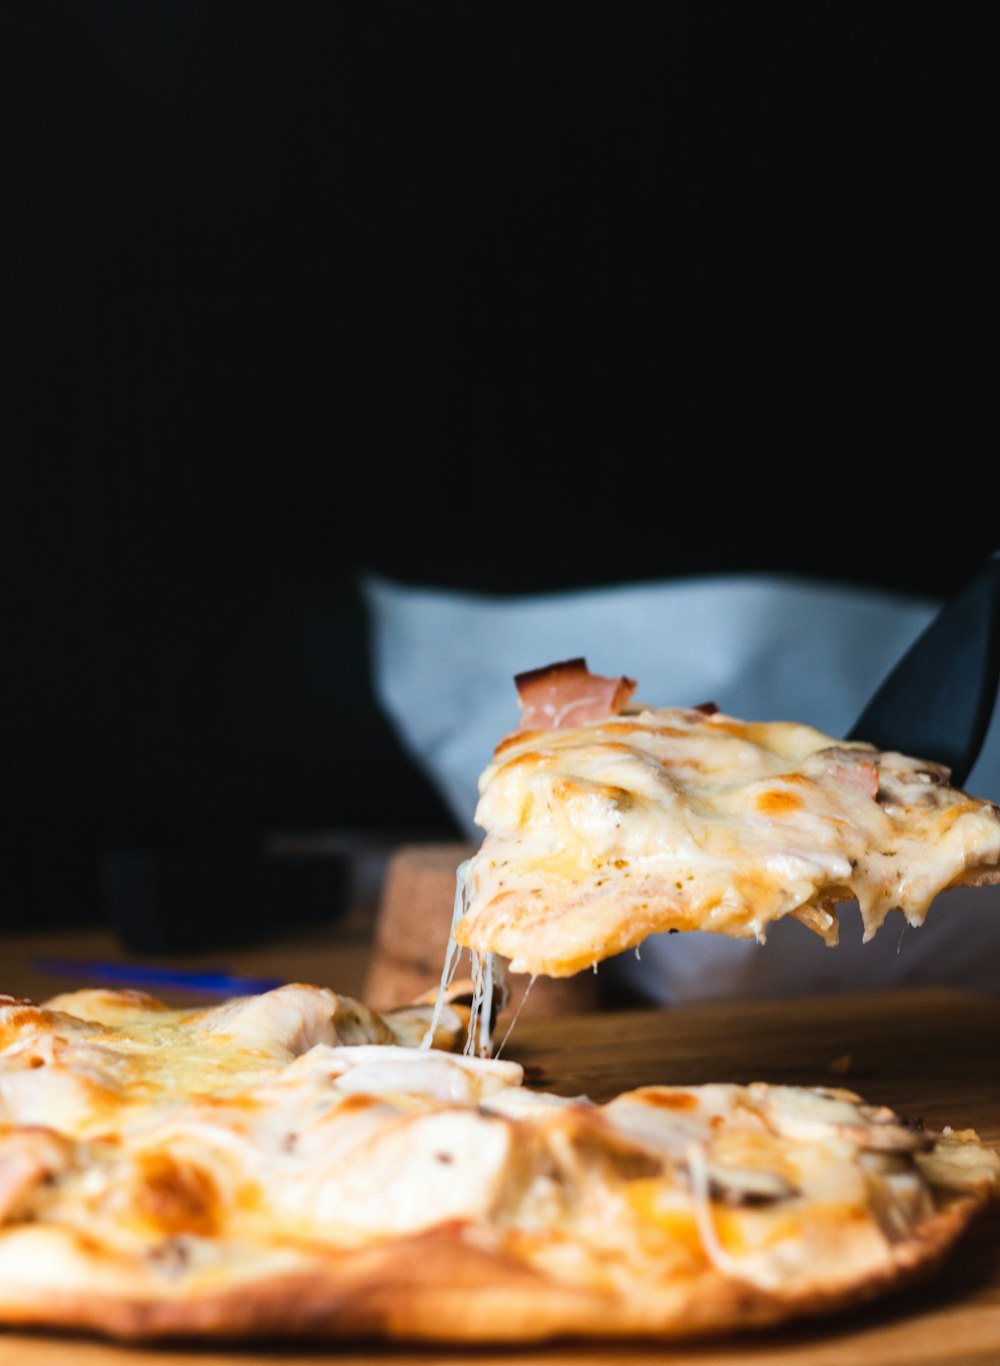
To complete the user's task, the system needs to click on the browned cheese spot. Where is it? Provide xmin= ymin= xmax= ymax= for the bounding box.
xmin=0 ymin=1007 xmax=48 ymax=1051
xmin=134 ymin=1153 xmax=220 ymax=1237
xmin=635 ymin=1090 xmax=700 ymax=1111
xmin=755 ymin=789 xmax=804 ymax=816
xmin=335 ymin=1093 xmax=382 ymax=1115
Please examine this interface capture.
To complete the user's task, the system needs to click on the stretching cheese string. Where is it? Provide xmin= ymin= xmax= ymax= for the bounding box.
xmin=495 ymin=973 xmax=536 ymax=1059
xmin=419 ymin=860 xmax=469 ymax=1051
xmin=466 ymin=949 xmax=506 ymax=1058
xmin=420 ymin=858 xmax=506 ymax=1057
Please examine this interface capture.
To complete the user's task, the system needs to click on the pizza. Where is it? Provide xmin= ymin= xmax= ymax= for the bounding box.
xmin=3 ymin=660 xmax=1000 ymax=1345
xmin=450 ymin=658 xmax=1000 ymax=978
xmin=0 ymin=981 xmax=996 ymax=1343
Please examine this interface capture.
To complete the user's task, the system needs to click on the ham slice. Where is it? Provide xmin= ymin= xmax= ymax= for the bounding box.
xmin=514 ymin=658 xmax=637 ymax=732
xmin=0 ymin=1130 xmax=71 ymax=1223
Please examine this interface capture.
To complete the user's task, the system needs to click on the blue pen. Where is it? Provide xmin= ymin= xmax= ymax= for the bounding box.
xmin=33 ymin=958 xmax=286 ymax=997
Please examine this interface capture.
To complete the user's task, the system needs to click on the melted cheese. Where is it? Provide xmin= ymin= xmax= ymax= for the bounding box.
xmin=0 ymin=988 xmax=529 ymax=1256
xmin=0 ymin=987 xmax=994 ymax=1324
xmin=452 ymin=707 xmax=1000 ymax=976
xmin=421 ymin=861 xmax=506 ymax=1059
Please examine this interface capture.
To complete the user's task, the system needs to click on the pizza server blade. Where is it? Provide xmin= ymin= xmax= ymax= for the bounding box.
xmin=846 ymin=549 xmax=1000 ymax=788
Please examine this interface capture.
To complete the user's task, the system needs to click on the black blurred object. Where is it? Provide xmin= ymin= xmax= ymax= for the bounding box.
xmin=104 ymin=848 xmax=347 ymax=955
xmin=848 ymin=550 xmax=1000 ymax=787
xmin=6 ymin=4 xmax=1000 ymax=931
xmin=2 ymin=572 xmax=460 ymax=931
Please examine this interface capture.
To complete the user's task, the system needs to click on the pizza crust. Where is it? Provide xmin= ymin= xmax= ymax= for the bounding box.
xmin=0 ymin=1193 xmax=984 ymax=1343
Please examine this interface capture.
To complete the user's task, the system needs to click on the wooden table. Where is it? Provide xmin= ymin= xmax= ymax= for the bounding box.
xmin=0 ymin=985 xmax=998 ymax=1365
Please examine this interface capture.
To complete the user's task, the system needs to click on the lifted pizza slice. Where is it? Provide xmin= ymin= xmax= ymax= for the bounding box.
xmin=451 ymin=660 xmax=1000 ymax=978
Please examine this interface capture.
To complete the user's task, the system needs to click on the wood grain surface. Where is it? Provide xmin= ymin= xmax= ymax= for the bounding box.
xmin=0 ymin=986 xmax=998 ymax=1364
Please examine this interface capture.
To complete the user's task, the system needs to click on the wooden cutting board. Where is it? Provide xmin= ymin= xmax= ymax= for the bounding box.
xmin=0 ymin=986 xmax=998 ymax=1366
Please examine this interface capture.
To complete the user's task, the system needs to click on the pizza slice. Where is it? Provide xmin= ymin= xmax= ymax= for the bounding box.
xmin=450 ymin=659 xmax=1000 ymax=978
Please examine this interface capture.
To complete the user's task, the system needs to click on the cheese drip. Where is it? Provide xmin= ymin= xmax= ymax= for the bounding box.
xmin=465 ymin=949 xmax=506 ymax=1058
xmin=420 ymin=860 xmax=470 ymax=1051
xmin=420 ymin=859 xmax=505 ymax=1058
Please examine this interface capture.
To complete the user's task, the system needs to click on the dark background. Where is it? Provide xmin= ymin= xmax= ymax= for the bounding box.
xmin=5 ymin=3 xmax=999 ymax=930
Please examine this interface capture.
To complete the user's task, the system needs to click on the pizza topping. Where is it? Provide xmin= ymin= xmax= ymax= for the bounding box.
xmin=917 ymin=1129 xmax=1000 ymax=1193
xmin=875 ymin=758 xmax=954 ymax=807
xmin=827 ymin=756 xmax=880 ymax=801
xmin=699 ymin=1154 xmax=796 ymax=1207
xmin=514 ymin=658 xmax=637 ymax=733
xmin=272 ymin=1108 xmax=519 ymax=1236
xmin=199 ymin=983 xmax=344 ymax=1057
xmin=296 ymin=1044 xmax=524 ymax=1104
xmin=0 ymin=1129 xmax=72 ymax=1221
xmin=746 ymin=1085 xmax=931 ymax=1153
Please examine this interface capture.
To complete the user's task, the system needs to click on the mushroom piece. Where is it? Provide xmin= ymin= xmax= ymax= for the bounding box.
xmin=698 ymin=1156 xmax=797 ymax=1206
xmin=747 ymin=1084 xmax=932 ymax=1153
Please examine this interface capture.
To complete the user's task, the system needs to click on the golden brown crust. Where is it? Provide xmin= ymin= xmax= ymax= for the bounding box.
xmin=0 ymin=1230 xmax=604 ymax=1342
xmin=0 ymin=1198 xmax=985 ymax=1344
